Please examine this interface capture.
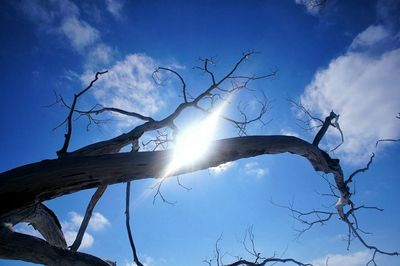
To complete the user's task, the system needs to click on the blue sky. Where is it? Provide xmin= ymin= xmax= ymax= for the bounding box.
xmin=0 ymin=0 xmax=400 ymax=265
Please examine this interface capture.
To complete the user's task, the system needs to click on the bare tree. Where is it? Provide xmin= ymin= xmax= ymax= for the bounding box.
xmin=0 ymin=52 xmax=398 ymax=265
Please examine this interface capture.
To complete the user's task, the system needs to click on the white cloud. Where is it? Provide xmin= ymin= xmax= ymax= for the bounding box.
xmin=209 ymin=161 xmax=236 ymax=175
xmin=64 ymin=230 xmax=94 ymax=249
xmin=244 ymin=161 xmax=269 ymax=178
xmin=21 ymin=0 xmax=101 ymax=53
xmin=90 ymin=212 xmax=111 ymax=231
xmin=125 ymin=256 xmax=155 ymax=266
xmin=61 ymin=211 xmax=110 ymax=250
xmin=311 ymin=250 xmax=370 ymax=266
xmin=106 ymin=0 xmax=125 ymax=19
xmin=300 ymin=25 xmax=400 ymax=164
xmin=65 ymin=211 xmax=110 ymax=232
xmin=87 ymin=43 xmax=114 ymax=66
xmin=13 ymin=221 xmax=92 ymax=249
xmin=81 ymin=53 xmax=166 ymax=130
xmin=350 ymin=25 xmax=390 ymax=50
xmin=21 ymin=0 xmax=79 ymax=25
xmin=60 ymin=16 xmax=99 ymax=52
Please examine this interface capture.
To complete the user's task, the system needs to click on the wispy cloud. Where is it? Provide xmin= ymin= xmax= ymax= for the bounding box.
xmin=20 ymin=1 xmax=173 ymax=133
xmin=244 ymin=161 xmax=269 ymax=179
xmin=60 ymin=16 xmax=99 ymax=52
xmin=209 ymin=161 xmax=236 ymax=175
xmin=105 ymin=0 xmax=125 ymax=20
xmin=310 ymin=250 xmax=370 ymax=266
xmin=294 ymin=0 xmax=324 ymax=15
xmin=299 ymin=3 xmax=400 ymax=165
xmin=86 ymin=43 xmax=115 ymax=67
xmin=81 ymin=53 xmax=166 ymax=130
xmin=21 ymin=0 xmax=100 ymax=53
xmin=349 ymin=25 xmax=391 ymax=50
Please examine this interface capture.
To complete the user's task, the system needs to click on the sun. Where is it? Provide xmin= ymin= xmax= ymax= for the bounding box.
xmin=136 ymin=102 xmax=228 ymax=204
xmin=166 ymin=102 xmax=227 ymax=175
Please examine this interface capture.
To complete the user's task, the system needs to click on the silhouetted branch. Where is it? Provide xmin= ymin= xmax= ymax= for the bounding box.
xmin=74 ymin=105 xmax=155 ymax=122
xmin=125 ymin=181 xmax=144 ymax=266
xmin=345 ymin=153 xmax=375 ymax=185
xmin=56 ymin=70 xmax=108 ymax=157
xmin=312 ymin=111 xmax=338 ymax=146
xmin=271 ymin=200 xmax=335 ymax=237
xmin=154 ymin=67 xmax=188 ymax=102
xmin=205 ymin=229 xmax=312 ymax=266
xmin=70 ymin=185 xmax=107 ymax=251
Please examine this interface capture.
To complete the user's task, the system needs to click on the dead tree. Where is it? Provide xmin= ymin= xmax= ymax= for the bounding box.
xmin=0 ymin=52 xmax=398 ymax=265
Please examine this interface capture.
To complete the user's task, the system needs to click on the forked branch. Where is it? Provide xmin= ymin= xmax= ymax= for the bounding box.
xmin=56 ymin=70 xmax=108 ymax=157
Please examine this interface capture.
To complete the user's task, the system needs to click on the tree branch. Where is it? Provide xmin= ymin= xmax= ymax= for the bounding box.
xmin=67 ymin=52 xmax=263 ymax=157
xmin=56 ymin=71 xmax=108 ymax=157
xmin=0 ymin=224 xmax=112 ymax=266
xmin=154 ymin=67 xmax=188 ymax=103
xmin=312 ymin=111 xmax=338 ymax=146
xmin=3 ymin=203 xmax=66 ymax=249
xmin=125 ymin=181 xmax=144 ymax=266
xmin=0 ymin=136 xmax=347 ymax=219
xmin=70 ymin=185 xmax=107 ymax=251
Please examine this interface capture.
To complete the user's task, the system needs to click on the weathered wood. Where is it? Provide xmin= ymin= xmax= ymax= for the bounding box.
xmin=0 ymin=224 xmax=111 ymax=266
xmin=0 ymin=136 xmax=347 ymax=220
xmin=2 ymin=203 xmax=67 ymax=248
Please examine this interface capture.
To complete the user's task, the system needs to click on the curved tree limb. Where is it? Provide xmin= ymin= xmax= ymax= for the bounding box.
xmin=0 ymin=224 xmax=112 ymax=266
xmin=0 ymin=135 xmax=347 ymax=219
xmin=2 ymin=203 xmax=66 ymax=249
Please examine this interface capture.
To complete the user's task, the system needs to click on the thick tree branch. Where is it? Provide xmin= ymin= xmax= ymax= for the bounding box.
xmin=3 ymin=203 xmax=66 ymax=249
xmin=0 ymin=224 xmax=111 ymax=266
xmin=0 ymin=136 xmax=347 ymax=219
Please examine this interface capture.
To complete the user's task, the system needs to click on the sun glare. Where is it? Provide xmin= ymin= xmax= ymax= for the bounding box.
xmin=137 ymin=101 xmax=228 ymax=204
xmin=166 ymin=102 xmax=227 ymax=174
